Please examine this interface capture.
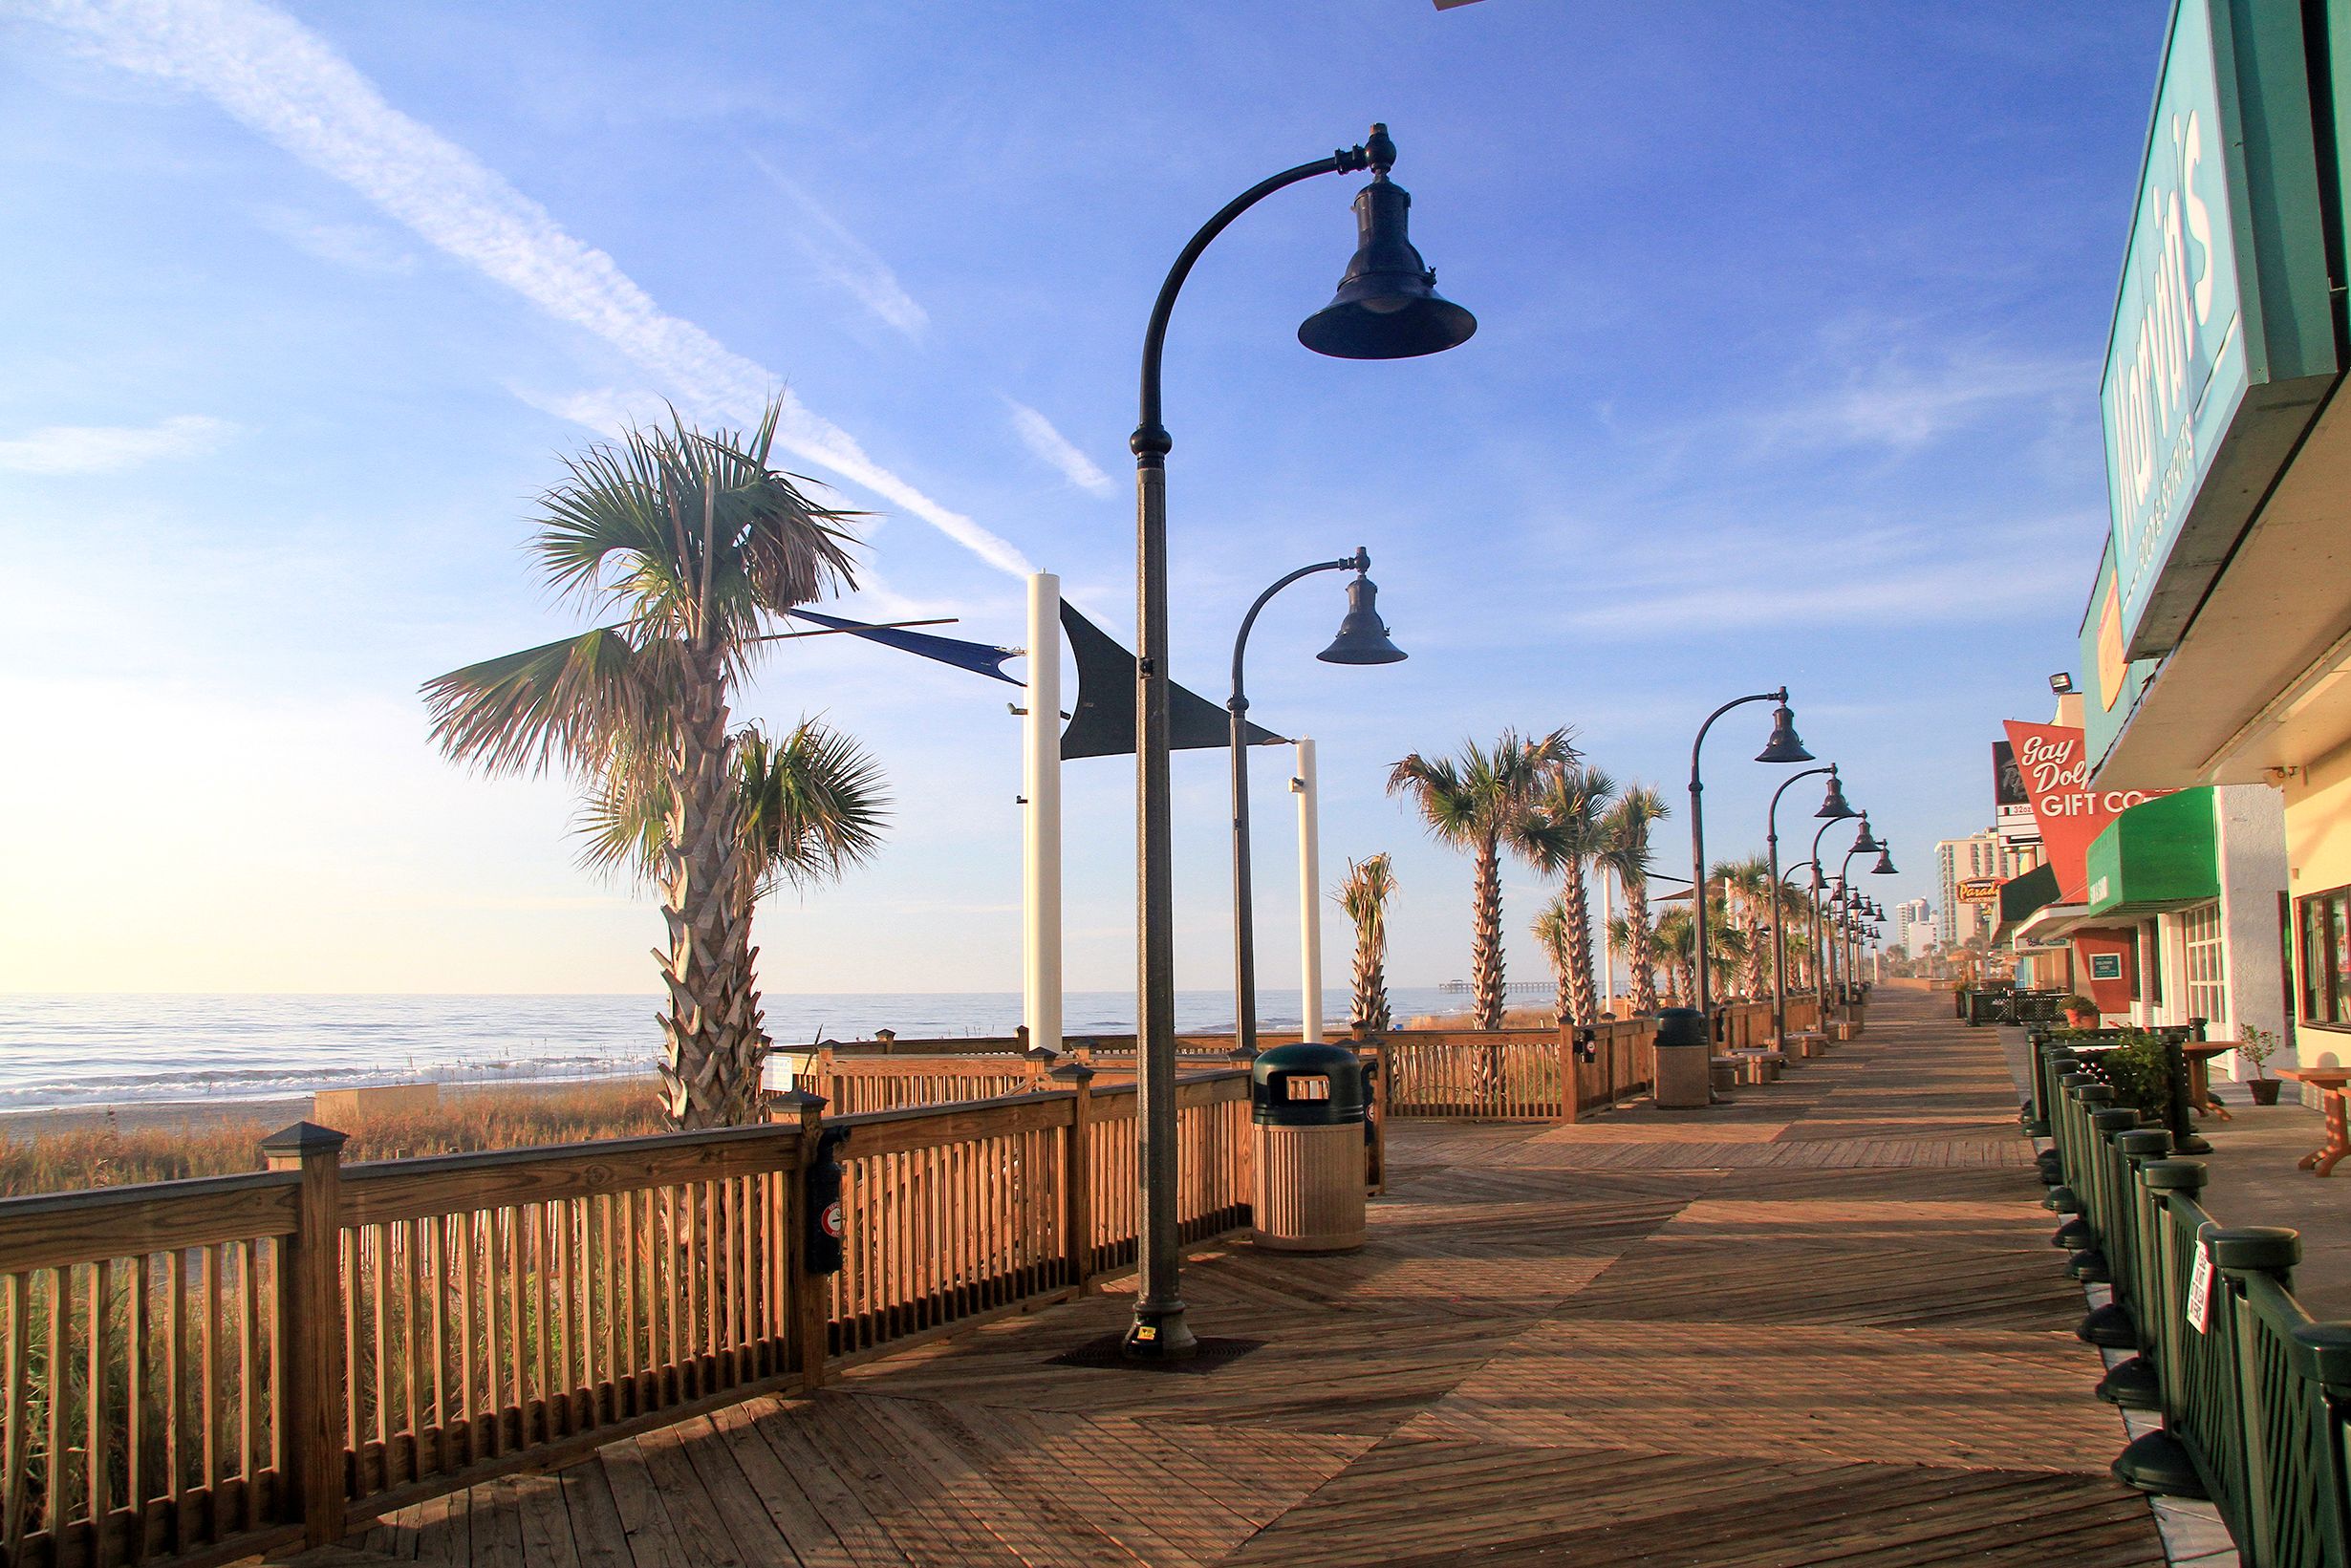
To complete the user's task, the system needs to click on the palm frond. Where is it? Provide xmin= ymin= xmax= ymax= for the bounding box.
xmin=422 ymin=626 xmax=679 ymax=778
xmin=738 ymin=719 xmax=892 ymax=896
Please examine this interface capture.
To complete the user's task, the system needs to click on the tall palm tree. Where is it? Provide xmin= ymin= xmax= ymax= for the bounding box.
xmin=1387 ymin=728 xmax=1580 ymax=1032
xmin=1599 ymin=785 xmax=1670 ymax=1015
xmin=1523 ymin=764 xmax=1618 ymax=1027
xmin=1335 ymin=853 xmax=1399 ymax=1032
xmin=423 ymin=401 xmax=861 ymax=1128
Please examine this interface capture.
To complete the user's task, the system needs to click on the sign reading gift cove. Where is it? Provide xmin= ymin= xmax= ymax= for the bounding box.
xmin=2003 ymin=721 xmax=2170 ymax=904
xmin=2101 ymin=0 xmax=2336 ymax=660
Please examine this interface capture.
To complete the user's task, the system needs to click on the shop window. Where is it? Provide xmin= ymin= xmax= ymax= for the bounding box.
xmin=2183 ymin=901 xmax=2225 ymax=1026
xmin=2297 ymin=887 xmax=2351 ymax=1026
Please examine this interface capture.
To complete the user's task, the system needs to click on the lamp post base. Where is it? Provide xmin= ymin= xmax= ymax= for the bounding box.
xmin=1122 ymin=1300 xmax=1198 ymax=1361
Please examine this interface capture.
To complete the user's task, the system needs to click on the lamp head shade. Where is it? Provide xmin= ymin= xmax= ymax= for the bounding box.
xmin=1815 ymin=772 xmax=1859 ymax=820
xmin=1317 ymin=569 xmax=1408 ymax=664
xmin=1848 ymin=816 xmax=1884 ymax=855
xmin=1298 ymin=164 xmax=1477 ymax=361
xmin=1871 ymin=848 xmax=1898 ymax=876
xmin=1756 ymin=703 xmax=1814 ymax=764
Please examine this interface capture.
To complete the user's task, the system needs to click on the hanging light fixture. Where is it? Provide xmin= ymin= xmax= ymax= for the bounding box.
xmin=1317 ymin=563 xmax=1408 ymax=664
xmin=1815 ymin=772 xmax=1858 ymax=820
xmin=1756 ymin=703 xmax=1813 ymax=763
xmin=1299 ymin=129 xmax=1477 ymax=360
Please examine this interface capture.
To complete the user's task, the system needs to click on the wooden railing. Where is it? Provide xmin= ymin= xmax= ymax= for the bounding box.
xmin=0 ymin=1069 xmax=1258 ymax=1568
xmin=1377 ymin=1020 xmax=1658 ymax=1121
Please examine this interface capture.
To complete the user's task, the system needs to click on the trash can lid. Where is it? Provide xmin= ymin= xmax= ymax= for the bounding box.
xmin=1252 ymin=1042 xmax=1367 ymax=1125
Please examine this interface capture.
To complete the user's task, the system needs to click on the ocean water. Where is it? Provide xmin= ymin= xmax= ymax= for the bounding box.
xmin=0 ymin=987 xmax=1473 ymax=1113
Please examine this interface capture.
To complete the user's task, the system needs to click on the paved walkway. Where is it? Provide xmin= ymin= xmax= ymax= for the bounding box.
xmin=346 ymin=991 xmax=2166 ymax=1566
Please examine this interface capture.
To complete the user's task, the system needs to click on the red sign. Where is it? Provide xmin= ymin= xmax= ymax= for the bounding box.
xmin=2001 ymin=721 xmax=2165 ymax=903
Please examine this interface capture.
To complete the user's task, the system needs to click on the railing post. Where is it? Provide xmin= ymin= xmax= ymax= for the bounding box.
xmin=2212 ymin=1226 xmax=2302 ymax=1548
xmin=1555 ymin=1022 xmax=1578 ymax=1125
xmin=770 ymin=1089 xmax=830 ymax=1394
xmin=260 ymin=1122 xmax=347 ymax=1549
xmin=2288 ymin=1320 xmax=2351 ymax=1565
xmin=1050 ymin=1063 xmax=1097 ymax=1294
xmin=2115 ymin=1160 xmax=2211 ymax=1500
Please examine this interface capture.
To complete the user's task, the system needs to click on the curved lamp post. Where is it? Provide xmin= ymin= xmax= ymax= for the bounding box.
xmin=1229 ymin=550 xmax=1406 ymax=1058
xmin=1125 ymin=123 xmax=1473 ymax=1361
xmin=1689 ymin=690 xmax=1810 ymax=1034
xmin=1835 ymin=820 xmax=1889 ymax=1001
xmin=1766 ymin=765 xmax=1855 ymax=1045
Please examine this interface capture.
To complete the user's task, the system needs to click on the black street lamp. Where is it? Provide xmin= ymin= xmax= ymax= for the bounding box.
xmin=1688 ymin=689 xmax=1809 ymax=1034
xmin=1766 ymin=765 xmax=1855 ymax=1047
xmin=1835 ymin=825 xmax=1894 ymax=1000
xmin=1229 ymin=550 xmax=1405 ymax=1058
xmin=1125 ymin=123 xmax=1472 ymax=1361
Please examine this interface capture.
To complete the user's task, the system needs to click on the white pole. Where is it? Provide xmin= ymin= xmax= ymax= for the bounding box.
xmin=1024 ymin=573 xmax=1063 ymax=1057
xmin=1602 ymin=868 xmax=1616 ymax=1018
xmin=1293 ymin=738 xmax=1324 ymax=1042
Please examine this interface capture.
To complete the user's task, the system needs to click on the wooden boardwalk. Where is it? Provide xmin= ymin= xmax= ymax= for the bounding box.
xmin=338 ymin=993 xmax=2165 ymax=1566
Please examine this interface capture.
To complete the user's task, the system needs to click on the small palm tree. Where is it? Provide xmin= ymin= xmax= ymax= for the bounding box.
xmin=1599 ymin=785 xmax=1670 ymax=1015
xmin=580 ymin=719 xmax=888 ymax=1121
xmin=1335 ymin=853 xmax=1399 ymax=1032
xmin=1533 ymin=894 xmax=1577 ymax=1028
xmin=1388 ymin=728 xmax=1580 ymax=1032
xmin=1715 ymin=856 xmax=1776 ymax=999
xmin=1523 ymin=764 xmax=1618 ymax=1027
xmin=424 ymin=401 xmax=863 ymax=1128
xmin=1653 ymin=906 xmax=1696 ymax=1006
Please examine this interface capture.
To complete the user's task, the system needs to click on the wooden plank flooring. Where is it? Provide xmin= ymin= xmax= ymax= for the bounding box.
xmin=342 ymin=993 xmax=2164 ymax=1566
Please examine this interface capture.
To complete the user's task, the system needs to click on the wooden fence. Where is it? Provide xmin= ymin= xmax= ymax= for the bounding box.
xmin=0 ymin=1070 xmax=1254 ymax=1568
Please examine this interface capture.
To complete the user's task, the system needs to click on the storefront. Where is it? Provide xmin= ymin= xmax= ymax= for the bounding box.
xmin=2074 ymin=0 xmax=2339 ymax=1069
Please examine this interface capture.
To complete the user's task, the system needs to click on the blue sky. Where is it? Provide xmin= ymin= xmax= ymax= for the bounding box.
xmin=0 ymin=0 xmax=2158 ymax=997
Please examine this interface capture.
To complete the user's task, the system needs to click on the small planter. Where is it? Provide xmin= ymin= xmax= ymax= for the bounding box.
xmin=2249 ymin=1079 xmax=2282 ymax=1106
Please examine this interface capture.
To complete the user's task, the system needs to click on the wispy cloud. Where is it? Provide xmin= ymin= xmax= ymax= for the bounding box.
xmin=749 ymin=157 xmax=927 ymax=340
xmin=1749 ymin=338 xmax=2079 ymax=453
xmin=0 ymin=414 xmax=232 ymax=473
xmin=1003 ymin=399 xmax=1113 ymax=496
xmin=23 ymin=0 xmax=1031 ymax=577
xmin=251 ymin=205 xmax=415 ymax=273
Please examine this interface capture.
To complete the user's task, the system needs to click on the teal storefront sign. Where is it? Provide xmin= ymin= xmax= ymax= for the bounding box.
xmin=2102 ymin=0 xmax=2337 ymax=660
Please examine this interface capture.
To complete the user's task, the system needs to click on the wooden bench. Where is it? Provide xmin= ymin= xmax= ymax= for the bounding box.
xmin=1732 ymin=1049 xmax=1787 ymax=1085
xmin=1784 ymin=1031 xmax=1828 ymax=1059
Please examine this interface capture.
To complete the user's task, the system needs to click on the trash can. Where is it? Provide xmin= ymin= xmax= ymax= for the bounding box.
xmin=1654 ymin=1006 xmax=1712 ymax=1109
xmin=1251 ymin=1042 xmax=1368 ymax=1253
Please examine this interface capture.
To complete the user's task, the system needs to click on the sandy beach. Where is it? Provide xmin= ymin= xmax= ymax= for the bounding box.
xmin=0 ymin=1074 xmax=662 ymax=1143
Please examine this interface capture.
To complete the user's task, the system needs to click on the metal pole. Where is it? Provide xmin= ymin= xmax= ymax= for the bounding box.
xmin=1229 ymin=555 xmax=1361 ymax=1058
xmin=1126 ymin=135 xmax=1376 ymax=1362
xmin=1688 ymin=688 xmax=1787 ymax=1044
xmin=1763 ymin=765 xmax=1835 ymax=1047
xmin=1025 ymin=573 xmax=1064 ymax=1058
xmin=1295 ymin=739 xmax=1324 ymax=1042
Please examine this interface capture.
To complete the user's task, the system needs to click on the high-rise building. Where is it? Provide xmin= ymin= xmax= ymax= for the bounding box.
xmin=1936 ymin=832 xmax=1999 ymax=947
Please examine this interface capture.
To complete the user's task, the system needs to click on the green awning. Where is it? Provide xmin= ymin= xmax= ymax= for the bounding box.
xmin=1992 ymin=862 xmax=2060 ymax=944
xmin=2082 ymin=786 xmax=2216 ymax=918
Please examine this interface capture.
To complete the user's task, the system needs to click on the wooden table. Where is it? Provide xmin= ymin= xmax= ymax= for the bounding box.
xmin=2183 ymin=1042 xmax=2236 ymax=1122
xmin=2278 ymin=1066 xmax=2351 ymax=1175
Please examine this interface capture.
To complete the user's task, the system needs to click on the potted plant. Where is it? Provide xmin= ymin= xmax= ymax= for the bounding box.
xmin=2238 ymin=1024 xmax=2282 ymax=1106
xmin=2060 ymin=995 xmax=2100 ymax=1029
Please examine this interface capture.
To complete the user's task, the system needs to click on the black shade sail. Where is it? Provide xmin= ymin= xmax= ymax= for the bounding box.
xmin=787 ymin=609 xmax=1021 ymax=685
xmin=1058 ymin=602 xmax=1285 ymax=761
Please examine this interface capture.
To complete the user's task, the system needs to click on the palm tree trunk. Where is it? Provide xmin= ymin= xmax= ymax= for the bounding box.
xmin=1352 ymin=917 xmax=1391 ymax=1032
xmin=1564 ymin=859 xmax=1598 ymax=1027
xmin=1626 ymin=880 xmax=1658 ymax=1015
xmin=657 ymin=657 xmax=762 ymax=1128
xmin=1471 ymin=834 xmax=1505 ymax=1033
